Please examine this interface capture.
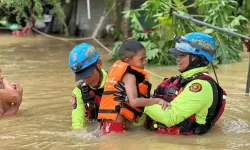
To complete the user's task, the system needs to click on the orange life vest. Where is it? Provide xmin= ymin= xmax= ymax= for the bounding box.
xmin=98 ymin=60 xmax=151 ymax=123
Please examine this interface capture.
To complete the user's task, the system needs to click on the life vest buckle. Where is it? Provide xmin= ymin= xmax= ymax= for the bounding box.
xmin=164 ymin=87 xmax=178 ymax=96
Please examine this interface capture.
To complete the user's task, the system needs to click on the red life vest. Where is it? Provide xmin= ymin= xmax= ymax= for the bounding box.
xmin=145 ymin=73 xmax=227 ymax=135
xmin=77 ymin=83 xmax=104 ymax=121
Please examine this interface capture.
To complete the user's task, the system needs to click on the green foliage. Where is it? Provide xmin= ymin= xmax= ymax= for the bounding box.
xmin=0 ymin=0 xmax=31 ymax=25
xmin=111 ymin=0 xmax=249 ymax=65
xmin=0 ymin=0 xmax=69 ymax=32
xmin=237 ymin=0 xmax=250 ymax=20
xmin=46 ymin=0 xmax=69 ymax=34
xmin=140 ymin=0 xmax=170 ymax=24
xmin=195 ymin=0 xmax=248 ymax=64
xmin=111 ymin=0 xmax=196 ymax=65
xmin=110 ymin=41 xmax=123 ymax=59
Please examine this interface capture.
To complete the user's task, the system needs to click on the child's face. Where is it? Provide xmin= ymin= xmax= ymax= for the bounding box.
xmin=126 ymin=49 xmax=147 ymax=69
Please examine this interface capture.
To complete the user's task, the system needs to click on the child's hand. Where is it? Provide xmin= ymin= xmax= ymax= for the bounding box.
xmin=113 ymin=81 xmax=128 ymax=102
xmin=157 ymin=98 xmax=170 ymax=110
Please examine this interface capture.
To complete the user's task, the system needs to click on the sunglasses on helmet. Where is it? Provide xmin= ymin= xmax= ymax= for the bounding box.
xmin=70 ymin=51 xmax=99 ymax=72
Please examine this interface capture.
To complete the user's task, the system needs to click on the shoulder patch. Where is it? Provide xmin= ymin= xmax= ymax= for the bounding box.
xmin=189 ymin=83 xmax=202 ymax=92
xmin=72 ymin=95 xmax=77 ymax=109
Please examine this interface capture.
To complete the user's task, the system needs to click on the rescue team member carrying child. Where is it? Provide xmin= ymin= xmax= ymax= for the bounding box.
xmin=98 ymin=39 xmax=170 ymax=134
xmin=68 ymin=43 xmax=108 ymax=129
xmin=144 ymin=32 xmax=227 ymax=135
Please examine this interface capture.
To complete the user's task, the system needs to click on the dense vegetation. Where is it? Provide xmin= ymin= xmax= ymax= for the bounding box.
xmin=111 ymin=0 xmax=249 ymax=65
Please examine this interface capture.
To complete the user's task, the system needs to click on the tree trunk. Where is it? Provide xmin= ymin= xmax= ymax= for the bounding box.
xmin=104 ymin=0 xmax=118 ymax=25
xmin=121 ymin=0 xmax=131 ymax=39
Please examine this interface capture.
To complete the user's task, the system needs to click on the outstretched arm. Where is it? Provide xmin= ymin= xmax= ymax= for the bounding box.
xmin=0 ymin=89 xmax=20 ymax=103
xmin=122 ymin=73 xmax=169 ymax=110
xmin=144 ymin=80 xmax=213 ymax=127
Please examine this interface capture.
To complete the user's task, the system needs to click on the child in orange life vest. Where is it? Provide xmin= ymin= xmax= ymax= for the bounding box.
xmin=98 ymin=39 xmax=170 ymax=134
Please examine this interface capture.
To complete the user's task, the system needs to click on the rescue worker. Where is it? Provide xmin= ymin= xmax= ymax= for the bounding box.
xmin=98 ymin=39 xmax=169 ymax=134
xmin=144 ymin=32 xmax=227 ymax=135
xmin=68 ymin=43 xmax=108 ymax=129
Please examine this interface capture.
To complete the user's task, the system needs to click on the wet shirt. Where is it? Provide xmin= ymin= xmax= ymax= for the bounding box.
xmin=71 ymin=69 xmax=107 ymax=129
xmin=144 ymin=67 xmax=214 ymax=127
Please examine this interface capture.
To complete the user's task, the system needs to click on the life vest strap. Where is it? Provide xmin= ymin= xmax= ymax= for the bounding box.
xmin=98 ymin=109 xmax=118 ymax=113
xmin=163 ymin=87 xmax=178 ymax=95
xmin=99 ymin=103 xmax=142 ymax=117
xmin=77 ymin=82 xmax=103 ymax=120
xmin=119 ymin=103 xmax=143 ymax=118
xmin=102 ymin=91 xmax=118 ymax=95
xmin=99 ymin=103 xmax=142 ymax=122
xmin=140 ymin=80 xmax=152 ymax=98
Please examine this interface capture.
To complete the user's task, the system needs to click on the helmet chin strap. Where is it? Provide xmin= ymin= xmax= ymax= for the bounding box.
xmin=211 ymin=64 xmax=219 ymax=85
xmin=184 ymin=54 xmax=220 ymax=84
xmin=185 ymin=54 xmax=208 ymax=72
xmin=94 ymin=66 xmax=103 ymax=88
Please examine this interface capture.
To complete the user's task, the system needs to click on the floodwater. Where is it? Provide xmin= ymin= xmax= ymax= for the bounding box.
xmin=0 ymin=33 xmax=250 ymax=150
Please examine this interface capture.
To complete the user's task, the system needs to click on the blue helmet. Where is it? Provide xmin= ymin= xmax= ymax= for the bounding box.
xmin=68 ymin=43 xmax=100 ymax=81
xmin=169 ymin=32 xmax=216 ymax=62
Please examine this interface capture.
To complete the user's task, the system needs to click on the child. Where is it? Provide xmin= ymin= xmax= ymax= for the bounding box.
xmin=98 ymin=39 xmax=169 ymax=134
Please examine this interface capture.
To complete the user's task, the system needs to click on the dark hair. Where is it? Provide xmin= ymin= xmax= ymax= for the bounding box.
xmin=119 ymin=39 xmax=145 ymax=61
xmin=186 ymin=54 xmax=209 ymax=71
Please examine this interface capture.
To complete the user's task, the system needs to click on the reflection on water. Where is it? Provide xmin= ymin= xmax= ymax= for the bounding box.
xmin=0 ymin=33 xmax=250 ymax=150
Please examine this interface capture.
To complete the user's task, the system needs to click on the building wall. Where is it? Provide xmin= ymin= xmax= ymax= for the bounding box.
xmin=76 ymin=0 xmax=111 ymax=37
xmin=73 ymin=0 xmax=197 ymax=37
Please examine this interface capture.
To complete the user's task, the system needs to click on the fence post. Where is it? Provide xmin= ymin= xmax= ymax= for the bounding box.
xmin=246 ymin=53 xmax=250 ymax=94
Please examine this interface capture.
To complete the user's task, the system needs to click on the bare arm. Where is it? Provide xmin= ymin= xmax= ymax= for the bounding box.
xmin=3 ymin=78 xmax=13 ymax=90
xmin=0 ymin=89 xmax=20 ymax=103
xmin=0 ymin=79 xmax=22 ymax=116
xmin=122 ymin=73 xmax=169 ymax=110
xmin=3 ymin=103 xmax=20 ymax=116
xmin=0 ymin=80 xmax=22 ymax=104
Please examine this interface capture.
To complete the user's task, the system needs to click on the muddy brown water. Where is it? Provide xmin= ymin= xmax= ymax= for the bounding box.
xmin=0 ymin=34 xmax=249 ymax=150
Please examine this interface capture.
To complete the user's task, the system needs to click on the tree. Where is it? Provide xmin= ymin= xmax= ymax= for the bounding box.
xmin=111 ymin=0 xmax=249 ymax=65
xmin=0 ymin=0 xmax=68 ymax=29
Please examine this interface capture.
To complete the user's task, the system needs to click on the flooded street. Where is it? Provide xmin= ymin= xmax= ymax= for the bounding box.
xmin=0 ymin=33 xmax=250 ymax=150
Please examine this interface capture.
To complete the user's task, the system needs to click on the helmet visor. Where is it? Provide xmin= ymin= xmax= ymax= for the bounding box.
xmin=75 ymin=63 xmax=96 ymax=81
xmin=168 ymin=42 xmax=195 ymax=55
